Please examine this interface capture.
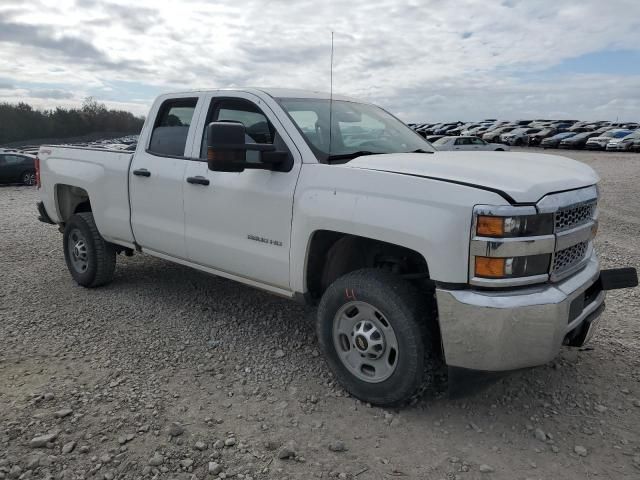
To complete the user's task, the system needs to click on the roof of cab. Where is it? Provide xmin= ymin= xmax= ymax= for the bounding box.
xmin=156 ymin=87 xmax=363 ymax=103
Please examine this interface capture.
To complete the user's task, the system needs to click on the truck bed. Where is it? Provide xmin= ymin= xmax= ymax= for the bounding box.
xmin=38 ymin=145 xmax=136 ymax=247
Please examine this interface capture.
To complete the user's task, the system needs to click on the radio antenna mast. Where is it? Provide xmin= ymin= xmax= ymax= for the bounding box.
xmin=328 ymin=31 xmax=334 ymax=157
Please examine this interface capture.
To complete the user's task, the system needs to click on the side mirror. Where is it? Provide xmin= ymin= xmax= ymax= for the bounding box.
xmin=207 ymin=122 xmax=248 ymax=172
xmin=206 ymin=121 xmax=293 ymax=173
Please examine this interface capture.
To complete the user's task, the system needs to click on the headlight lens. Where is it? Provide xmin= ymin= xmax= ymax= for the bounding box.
xmin=476 ymin=214 xmax=553 ymax=237
xmin=474 ymin=254 xmax=551 ymax=278
xmin=471 ymin=206 xmax=557 ymax=286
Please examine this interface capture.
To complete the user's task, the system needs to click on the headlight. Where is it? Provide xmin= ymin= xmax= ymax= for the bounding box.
xmin=476 ymin=213 xmax=553 ymax=237
xmin=470 ymin=206 xmax=556 ymax=287
xmin=474 ymin=254 xmax=550 ymax=278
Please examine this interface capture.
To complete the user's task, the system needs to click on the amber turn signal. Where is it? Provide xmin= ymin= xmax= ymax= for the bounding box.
xmin=476 ymin=216 xmax=504 ymax=236
xmin=475 ymin=257 xmax=506 ymax=278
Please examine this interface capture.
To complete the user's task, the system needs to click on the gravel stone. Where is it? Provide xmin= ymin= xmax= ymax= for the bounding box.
xmin=54 ymin=408 xmax=73 ymax=418
xmin=30 ymin=432 xmax=59 ymax=448
xmin=62 ymin=441 xmax=76 ymax=454
xmin=277 ymin=441 xmax=296 ymax=460
xmin=534 ymin=428 xmax=546 ymax=442
xmin=167 ymin=422 xmax=185 ymax=437
xmin=479 ymin=464 xmax=494 ymax=473
xmin=208 ymin=462 xmax=222 ymax=475
xmin=328 ymin=440 xmax=347 ymax=452
xmin=148 ymin=452 xmax=164 ymax=466
xmin=574 ymin=446 xmax=588 ymax=457
xmin=213 ymin=440 xmax=224 ymax=449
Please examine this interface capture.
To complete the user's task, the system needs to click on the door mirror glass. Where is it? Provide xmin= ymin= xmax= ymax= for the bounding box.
xmin=206 ymin=122 xmax=248 ymax=172
xmin=206 ymin=121 xmax=292 ymax=173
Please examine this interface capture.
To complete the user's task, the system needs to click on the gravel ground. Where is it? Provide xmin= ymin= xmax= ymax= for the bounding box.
xmin=1 ymin=149 xmax=639 ymax=480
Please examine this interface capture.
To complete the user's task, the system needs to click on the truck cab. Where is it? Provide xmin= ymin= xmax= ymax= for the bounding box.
xmin=37 ymin=88 xmax=637 ymax=406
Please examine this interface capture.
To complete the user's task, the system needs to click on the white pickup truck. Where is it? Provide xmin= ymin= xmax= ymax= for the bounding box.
xmin=36 ymin=88 xmax=637 ymax=406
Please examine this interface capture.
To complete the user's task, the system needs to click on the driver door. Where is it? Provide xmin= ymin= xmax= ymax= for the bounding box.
xmin=182 ymin=93 xmax=302 ymax=289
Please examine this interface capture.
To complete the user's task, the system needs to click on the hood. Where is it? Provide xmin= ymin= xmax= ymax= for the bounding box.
xmin=587 ymin=136 xmax=609 ymax=143
xmin=342 ymin=151 xmax=599 ymax=203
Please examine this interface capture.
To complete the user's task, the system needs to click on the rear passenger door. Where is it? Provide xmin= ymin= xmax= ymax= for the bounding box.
xmin=130 ymin=96 xmax=203 ymax=259
xmin=453 ymin=138 xmax=472 ymax=150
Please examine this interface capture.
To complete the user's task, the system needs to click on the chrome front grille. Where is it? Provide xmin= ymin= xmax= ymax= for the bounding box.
xmin=554 ymin=201 xmax=596 ymax=232
xmin=552 ymin=241 xmax=588 ymax=273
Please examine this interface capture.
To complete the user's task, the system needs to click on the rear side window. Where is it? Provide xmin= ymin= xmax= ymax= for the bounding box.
xmin=148 ymin=98 xmax=197 ymax=157
xmin=1 ymin=155 xmax=27 ymax=165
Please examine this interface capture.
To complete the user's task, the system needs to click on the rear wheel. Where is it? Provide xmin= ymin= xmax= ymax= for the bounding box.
xmin=317 ymin=269 xmax=437 ymax=406
xmin=21 ymin=170 xmax=36 ymax=186
xmin=63 ymin=212 xmax=116 ymax=287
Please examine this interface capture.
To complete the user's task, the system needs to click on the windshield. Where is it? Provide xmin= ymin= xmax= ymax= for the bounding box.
xmin=277 ymin=98 xmax=435 ymax=162
xmin=612 ymin=130 xmax=632 ymax=138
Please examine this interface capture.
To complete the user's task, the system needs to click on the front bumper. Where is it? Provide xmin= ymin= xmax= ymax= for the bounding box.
xmin=436 ymin=252 xmax=605 ymax=371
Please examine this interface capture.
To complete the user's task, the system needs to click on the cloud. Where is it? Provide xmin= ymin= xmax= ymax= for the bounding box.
xmin=0 ymin=0 xmax=637 ymax=122
xmin=29 ymin=88 xmax=75 ymax=99
xmin=0 ymin=11 xmax=141 ymax=72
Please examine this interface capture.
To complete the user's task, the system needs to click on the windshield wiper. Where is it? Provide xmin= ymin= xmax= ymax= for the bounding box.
xmin=326 ymin=151 xmax=381 ymax=162
xmin=407 ymin=148 xmax=434 ymax=154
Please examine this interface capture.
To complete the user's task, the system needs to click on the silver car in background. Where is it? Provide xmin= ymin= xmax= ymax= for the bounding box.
xmin=500 ymin=127 xmax=542 ymax=146
xmin=606 ymin=131 xmax=640 ymax=151
xmin=433 ymin=136 xmax=510 ymax=151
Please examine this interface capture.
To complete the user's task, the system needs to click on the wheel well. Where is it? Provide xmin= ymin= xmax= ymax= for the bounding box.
xmin=55 ymin=185 xmax=91 ymax=223
xmin=306 ymin=231 xmax=432 ymax=302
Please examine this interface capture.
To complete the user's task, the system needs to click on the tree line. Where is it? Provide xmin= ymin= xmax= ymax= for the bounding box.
xmin=0 ymin=97 xmax=145 ymax=145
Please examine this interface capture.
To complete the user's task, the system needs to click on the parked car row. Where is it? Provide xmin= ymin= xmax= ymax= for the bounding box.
xmin=408 ymin=119 xmax=640 ymax=152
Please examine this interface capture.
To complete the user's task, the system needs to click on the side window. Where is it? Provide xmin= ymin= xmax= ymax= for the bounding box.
xmin=0 ymin=155 xmax=5 ymax=166
xmin=455 ymin=138 xmax=470 ymax=145
xmin=471 ymin=138 xmax=485 ymax=145
xmin=200 ymin=98 xmax=285 ymax=162
xmin=148 ymin=98 xmax=197 ymax=157
xmin=3 ymin=155 xmax=24 ymax=165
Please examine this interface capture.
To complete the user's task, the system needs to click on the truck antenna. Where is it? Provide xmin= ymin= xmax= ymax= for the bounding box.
xmin=328 ymin=31 xmax=334 ymax=157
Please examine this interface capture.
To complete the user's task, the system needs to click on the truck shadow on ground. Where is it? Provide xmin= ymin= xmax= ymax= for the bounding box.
xmin=99 ymin=253 xmax=584 ymax=409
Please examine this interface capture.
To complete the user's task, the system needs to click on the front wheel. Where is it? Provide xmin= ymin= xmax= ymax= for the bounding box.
xmin=63 ymin=212 xmax=116 ymax=288
xmin=317 ymin=269 xmax=437 ymax=406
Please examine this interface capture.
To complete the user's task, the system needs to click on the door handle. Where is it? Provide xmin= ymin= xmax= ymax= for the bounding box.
xmin=133 ymin=168 xmax=151 ymax=177
xmin=186 ymin=176 xmax=210 ymax=186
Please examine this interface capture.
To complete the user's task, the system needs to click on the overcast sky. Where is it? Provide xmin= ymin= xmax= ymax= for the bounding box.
xmin=0 ymin=0 xmax=639 ymax=122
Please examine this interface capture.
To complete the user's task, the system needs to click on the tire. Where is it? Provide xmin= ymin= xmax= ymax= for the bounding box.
xmin=63 ymin=212 xmax=116 ymax=288
xmin=495 ymin=148 xmax=504 ymax=151
xmin=317 ymin=268 xmax=437 ymax=407
xmin=21 ymin=170 xmax=36 ymax=186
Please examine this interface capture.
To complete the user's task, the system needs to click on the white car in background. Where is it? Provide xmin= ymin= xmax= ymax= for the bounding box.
xmin=433 ymin=136 xmax=510 ymax=151
xmin=606 ymin=131 xmax=640 ymax=151
xmin=585 ymin=129 xmax=633 ymax=150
